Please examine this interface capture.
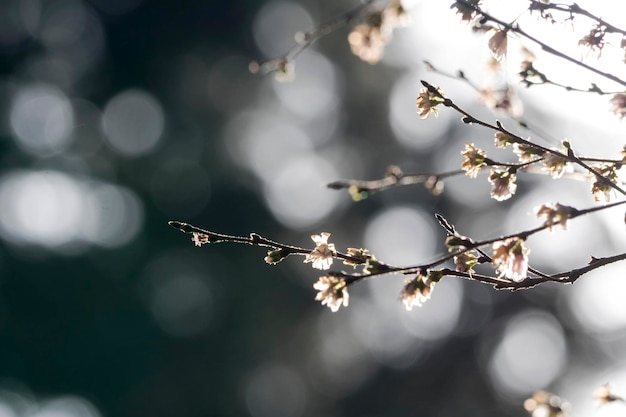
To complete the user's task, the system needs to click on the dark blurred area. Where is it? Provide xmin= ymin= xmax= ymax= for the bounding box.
xmin=0 ymin=0 xmax=624 ymax=416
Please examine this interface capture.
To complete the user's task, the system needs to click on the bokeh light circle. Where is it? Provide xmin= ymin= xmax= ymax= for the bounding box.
xmin=262 ymin=155 xmax=342 ymax=229
xmin=81 ymin=183 xmax=144 ymax=248
xmin=487 ymin=310 xmax=567 ymax=398
xmin=102 ymin=89 xmax=164 ymax=156
xmin=566 ymin=262 xmax=626 ymax=335
xmin=0 ymin=170 xmax=143 ymax=250
xmin=9 ymin=83 xmax=74 ymax=157
xmin=0 ymin=170 xmax=84 ymax=246
xmin=252 ymin=1 xmax=313 ymax=58
xmin=363 ymin=206 xmax=438 ymax=265
xmin=271 ymin=50 xmax=341 ymax=120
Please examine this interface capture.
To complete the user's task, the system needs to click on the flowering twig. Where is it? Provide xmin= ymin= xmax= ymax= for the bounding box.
xmin=529 ymin=0 xmax=626 ymax=37
xmin=326 ymin=165 xmax=463 ymax=200
xmin=168 ymin=220 xmax=370 ymax=266
xmin=454 ymin=0 xmax=626 ymax=88
xmin=249 ymin=1 xmax=375 ymax=76
xmin=170 ymin=191 xmax=626 ymax=309
xmin=249 ymin=0 xmax=409 ymax=77
xmin=519 ymin=60 xmax=624 ymax=95
xmin=424 ymin=60 xmax=562 ymax=144
xmin=421 ymin=80 xmax=626 ymax=198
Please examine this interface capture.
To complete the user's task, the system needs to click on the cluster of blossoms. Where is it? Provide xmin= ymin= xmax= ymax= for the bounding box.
xmin=347 ymin=0 xmax=409 ymax=64
xmin=225 ymin=0 xmax=626 ymax=317
xmin=460 ymin=142 xmax=519 ymax=201
xmin=524 ymin=384 xmax=625 ymax=417
xmin=296 ymin=232 xmax=446 ymax=312
xmin=524 ymin=390 xmax=569 ymax=417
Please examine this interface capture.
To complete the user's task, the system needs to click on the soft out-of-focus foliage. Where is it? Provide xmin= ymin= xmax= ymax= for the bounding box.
xmin=0 ymin=0 xmax=625 ymax=416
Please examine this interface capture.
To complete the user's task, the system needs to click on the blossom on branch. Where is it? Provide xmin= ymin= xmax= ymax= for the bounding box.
xmin=536 ymin=203 xmax=575 ymax=230
xmin=382 ymin=0 xmax=410 ymax=31
xmin=454 ymin=250 xmax=479 ymax=274
xmin=313 ymin=275 xmax=349 ymax=312
xmin=264 ymin=249 xmax=289 ymax=265
xmin=494 ymin=131 xmax=514 ymax=149
xmin=541 ymin=150 xmax=570 ymax=178
xmin=347 ymin=1 xmax=408 ymax=65
xmin=461 ymin=143 xmax=487 ymax=178
xmin=488 ymin=169 xmax=517 ymax=201
xmin=343 ymin=247 xmax=370 ymax=268
xmin=304 ymin=232 xmax=336 ymax=270
xmin=348 ymin=21 xmax=387 ymax=65
xmin=192 ymin=232 xmax=210 ymax=247
xmin=274 ymin=59 xmax=295 ymax=82
xmin=450 ymin=0 xmax=482 ymax=23
xmin=578 ymin=24 xmax=607 ymax=56
xmin=488 ymin=29 xmax=508 ymax=61
xmin=399 ymin=271 xmax=441 ymax=310
xmin=492 ymin=238 xmax=529 ymax=282
xmin=593 ymin=383 xmax=624 ymax=405
xmin=416 ymin=86 xmax=445 ymax=119
xmin=589 ymin=164 xmax=619 ymax=202
xmin=610 ymin=94 xmax=626 ymax=119
xmin=513 ymin=143 xmax=543 ymax=163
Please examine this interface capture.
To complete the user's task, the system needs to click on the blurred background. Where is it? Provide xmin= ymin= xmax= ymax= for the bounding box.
xmin=0 ymin=0 xmax=625 ymax=416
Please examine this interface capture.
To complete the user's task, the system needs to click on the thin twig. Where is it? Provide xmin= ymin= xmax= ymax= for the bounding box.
xmin=422 ymin=80 xmax=626 ymax=197
xmin=454 ymin=0 xmax=626 ymax=88
xmin=249 ymin=0 xmax=376 ymax=75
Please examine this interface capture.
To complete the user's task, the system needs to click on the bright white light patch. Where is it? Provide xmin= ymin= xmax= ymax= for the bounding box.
xmin=363 ymin=206 xmax=437 ymax=265
xmin=252 ymin=1 xmax=313 ymax=58
xmin=33 ymin=396 xmax=102 ymax=417
xmin=0 ymin=170 xmax=143 ymax=250
xmin=263 ymin=155 xmax=342 ymax=229
xmin=271 ymin=50 xmax=340 ymax=120
xmin=224 ymin=110 xmax=314 ymax=182
xmin=566 ymin=262 xmax=626 ymax=334
xmin=10 ymin=84 xmax=74 ymax=156
xmin=0 ymin=170 xmax=84 ymax=246
xmin=487 ymin=310 xmax=567 ymax=397
xmin=102 ymin=89 xmax=164 ymax=156
xmin=81 ymin=183 xmax=143 ymax=248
